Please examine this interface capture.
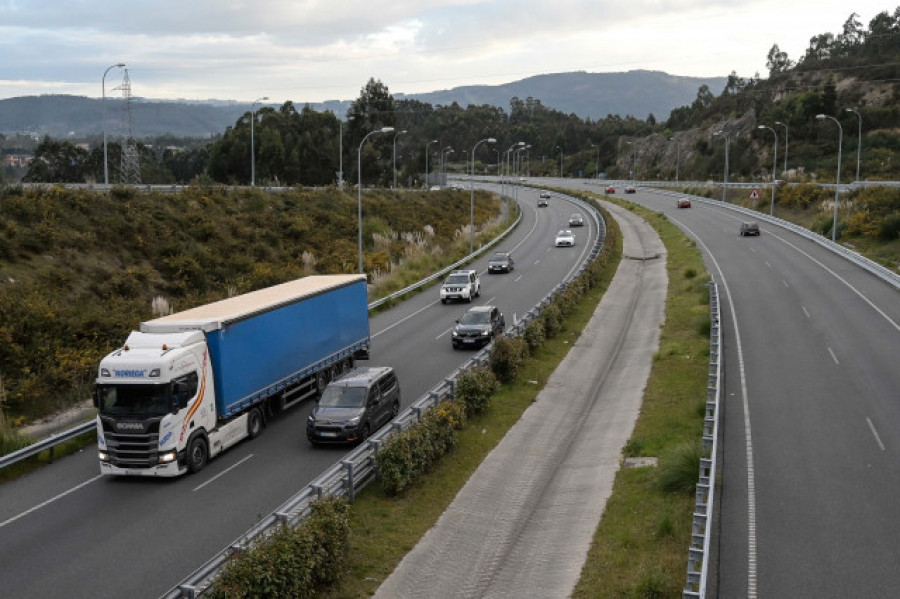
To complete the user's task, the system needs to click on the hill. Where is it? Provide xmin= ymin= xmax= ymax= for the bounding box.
xmin=0 ymin=70 xmax=725 ymax=139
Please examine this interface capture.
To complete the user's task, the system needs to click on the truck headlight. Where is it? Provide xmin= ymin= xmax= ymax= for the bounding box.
xmin=99 ymin=451 xmax=109 ymax=462
xmin=158 ymin=450 xmax=177 ymax=464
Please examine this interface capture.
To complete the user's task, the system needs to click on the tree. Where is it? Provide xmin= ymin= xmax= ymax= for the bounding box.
xmin=766 ymin=45 xmax=792 ymax=76
xmin=22 ymin=136 xmax=89 ymax=183
xmin=837 ymin=12 xmax=865 ymax=51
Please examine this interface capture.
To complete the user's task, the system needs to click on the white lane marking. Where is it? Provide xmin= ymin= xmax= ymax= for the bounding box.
xmin=782 ymin=279 xmax=789 ymax=288
xmin=670 ymin=215 xmax=758 ymax=598
xmin=866 ymin=417 xmax=886 ymax=451
xmin=534 ymin=260 xmax=541 ymax=265
xmin=514 ymin=275 xmax=523 ymax=282
xmin=373 ymin=300 xmax=439 ymax=338
xmin=0 ymin=474 xmax=104 ymax=529
xmin=767 ymin=231 xmax=900 ymax=333
xmin=802 ymin=306 xmax=811 ymax=319
xmin=436 ymin=326 xmax=454 ymax=340
xmin=827 ymin=347 xmax=840 ymax=365
xmin=193 ymin=454 xmax=254 ymax=492
xmin=765 ymin=260 xmax=772 ymax=269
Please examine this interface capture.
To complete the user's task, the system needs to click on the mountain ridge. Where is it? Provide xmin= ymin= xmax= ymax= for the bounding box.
xmin=0 ymin=70 xmax=725 ymax=139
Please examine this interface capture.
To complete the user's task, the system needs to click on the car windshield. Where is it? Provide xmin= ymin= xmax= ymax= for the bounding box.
xmin=460 ymin=311 xmax=490 ymax=325
xmin=445 ymin=274 xmax=468 ymax=285
xmin=490 ymin=253 xmax=507 ymax=262
xmin=558 ymin=230 xmax=571 ymax=236
xmin=95 ymin=383 xmax=170 ymax=416
xmin=319 ymin=385 xmax=367 ymax=408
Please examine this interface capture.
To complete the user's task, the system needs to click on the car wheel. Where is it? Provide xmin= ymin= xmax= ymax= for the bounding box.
xmin=187 ymin=435 xmax=208 ymax=474
xmin=247 ymin=408 xmax=264 ymax=439
xmin=360 ymin=424 xmax=371 ymax=443
xmin=441 ymin=298 xmax=447 ymax=304
xmin=391 ymin=401 xmax=400 ymax=420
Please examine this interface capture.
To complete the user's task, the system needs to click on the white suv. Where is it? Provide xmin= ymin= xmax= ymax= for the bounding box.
xmin=440 ymin=269 xmax=481 ymax=304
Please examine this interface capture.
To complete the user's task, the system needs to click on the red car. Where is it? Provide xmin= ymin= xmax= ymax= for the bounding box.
xmin=605 ymin=186 xmax=616 ymax=194
xmin=677 ymin=198 xmax=692 ymax=208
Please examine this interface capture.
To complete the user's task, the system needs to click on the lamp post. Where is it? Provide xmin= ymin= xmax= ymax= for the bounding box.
xmin=626 ymin=140 xmax=639 ymax=186
xmin=844 ymin=107 xmax=861 ymax=183
xmin=774 ymin=121 xmax=788 ymax=175
xmin=102 ymin=63 xmax=125 ymax=186
xmin=556 ymin=145 xmax=564 ymax=178
xmin=424 ymin=139 xmax=438 ymax=189
xmin=338 ymin=115 xmax=355 ymax=189
xmin=440 ymin=146 xmax=454 ymax=184
xmin=816 ymin=114 xmax=843 ymax=242
xmin=591 ymin=143 xmax=600 ymax=179
xmin=712 ymin=131 xmax=730 ymax=202
xmin=358 ymin=126 xmax=394 ymax=273
xmin=469 ymin=137 xmax=496 ymax=253
xmin=250 ymin=96 xmax=269 ymax=187
xmin=757 ymin=125 xmax=778 ymax=215
xmin=392 ymin=129 xmax=407 ymax=189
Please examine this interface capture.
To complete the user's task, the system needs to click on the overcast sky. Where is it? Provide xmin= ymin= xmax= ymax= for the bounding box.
xmin=0 ymin=1 xmax=894 ymax=104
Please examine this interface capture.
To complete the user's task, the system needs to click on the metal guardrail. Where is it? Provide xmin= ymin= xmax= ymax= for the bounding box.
xmin=683 ymin=282 xmax=721 ymax=598
xmin=161 ymin=193 xmax=606 ymax=598
xmin=648 ymin=188 xmax=900 ymax=290
xmin=0 ymin=421 xmax=97 ymax=470
xmin=0 ymin=200 xmax=523 ymax=473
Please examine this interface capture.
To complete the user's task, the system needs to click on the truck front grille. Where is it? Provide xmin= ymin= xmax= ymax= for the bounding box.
xmin=101 ymin=420 xmax=161 ymax=468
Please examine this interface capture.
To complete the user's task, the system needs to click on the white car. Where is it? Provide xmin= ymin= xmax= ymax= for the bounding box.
xmin=440 ymin=269 xmax=481 ymax=303
xmin=554 ymin=229 xmax=575 ymax=247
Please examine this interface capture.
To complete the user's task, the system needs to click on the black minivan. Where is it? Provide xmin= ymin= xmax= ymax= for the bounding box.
xmin=306 ymin=366 xmax=400 ymax=445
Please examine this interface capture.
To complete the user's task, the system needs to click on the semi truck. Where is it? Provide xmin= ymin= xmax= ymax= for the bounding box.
xmin=93 ymin=274 xmax=370 ymax=477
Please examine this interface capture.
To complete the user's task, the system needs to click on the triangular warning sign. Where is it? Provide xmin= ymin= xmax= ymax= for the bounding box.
xmin=749 ymin=188 xmax=760 ymax=200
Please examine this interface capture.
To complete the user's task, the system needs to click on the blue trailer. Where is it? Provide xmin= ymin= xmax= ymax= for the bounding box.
xmin=94 ymin=275 xmax=370 ymax=476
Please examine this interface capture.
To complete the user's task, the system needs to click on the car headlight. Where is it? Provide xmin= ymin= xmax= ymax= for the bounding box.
xmin=452 ymin=330 xmax=460 ymax=337
xmin=346 ymin=416 xmax=361 ymax=427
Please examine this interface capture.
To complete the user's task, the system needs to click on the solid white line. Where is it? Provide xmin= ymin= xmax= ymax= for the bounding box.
xmin=827 ymin=347 xmax=840 ymax=365
xmin=765 ymin=260 xmax=772 ymax=269
xmin=782 ymin=279 xmax=789 ymax=288
xmin=671 ymin=216 xmax=758 ymax=598
xmin=193 ymin=454 xmax=254 ymax=492
xmin=802 ymin=306 xmax=811 ymax=319
xmin=866 ymin=417 xmax=886 ymax=451
xmin=0 ymin=474 xmax=104 ymax=529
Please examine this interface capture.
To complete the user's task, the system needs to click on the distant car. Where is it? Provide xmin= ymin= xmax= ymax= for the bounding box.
xmin=739 ymin=222 xmax=761 ymax=236
xmin=568 ymin=213 xmax=585 ymax=227
xmin=452 ymin=305 xmax=505 ymax=349
xmin=488 ymin=251 xmax=514 ymax=273
xmin=540 ymin=191 xmax=551 ymax=199
xmin=306 ymin=366 xmax=400 ymax=445
xmin=519 ymin=177 xmax=527 ymax=182
xmin=605 ymin=186 xmax=616 ymax=194
xmin=555 ymin=229 xmax=575 ymax=247
xmin=677 ymin=198 xmax=692 ymax=208
xmin=624 ymin=186 xmax=636 ymax=194
xmin=537 ymin=198 xmax=549 ymax=207
xmin=429 ymin=185 xmax=441 ymax=191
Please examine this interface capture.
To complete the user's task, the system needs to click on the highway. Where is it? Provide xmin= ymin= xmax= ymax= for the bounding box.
xmin=548 ymin=178 xmax=900 ymax=598
xmin=0 ymin=186 xmax=599 ymax=598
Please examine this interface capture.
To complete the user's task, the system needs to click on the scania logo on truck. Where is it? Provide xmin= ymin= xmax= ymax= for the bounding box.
xmin=113 ymin=369 xmax=146 ymax=378
xmin=116 ymin=422 xmax=144 ymax=432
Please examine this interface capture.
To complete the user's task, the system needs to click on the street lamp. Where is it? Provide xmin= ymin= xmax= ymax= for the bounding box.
xmin=816 ymin=114 xmax=843 ymax=242
xmin=774 ymin=121 xmax=788 ymax=175
xmin=250 ymin=96 xmax=269 ymax=187
xmin=556 ymin=145 xmax=564 ymax=178
xmin=358 ymin=126 xmax=394 ymax=273
xmin=102 ymin=63 xmax=125 ymax=186
xmin=591 ymin=143 xmax=600 ymax=179
xmin=338 ymin=115 xmax=355 ymax=189
xmin=626 ymin=140 xmax=640 ymax=186
xmin=712 ymin=131 xmax=730 ymax=202
xmin=469 ymin=137 xmax=496 ymax=253
xmin=844 ymin=107 xmax=861 ymax=183
xmin=758 ymin=125 xmax=778 ymax=215
xmin=440 ymin=146 xmax=454 ymax=183
xmin=392 ymin=129 xmax=407 ymax=189
xmin=424 ymin=139 xmax=438 ymax=189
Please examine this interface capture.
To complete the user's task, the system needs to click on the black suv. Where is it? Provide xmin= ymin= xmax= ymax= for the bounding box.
xmin=306 ymin=366 xmax=400 ymax=445
xmin=739 ymin=222 xmax=761 ymax=236
xmin=452 ymin=305 xmax=505 ymax=349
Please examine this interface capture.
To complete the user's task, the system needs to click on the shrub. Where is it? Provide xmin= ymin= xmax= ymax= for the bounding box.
xmin=541 ymin=303 xmax=562 ymax=338
xmin=489 ymin=336 xmax=529 ymax=384
xmin=209 ymin=497 xmax=350 ymax=598
xmin=878 ymin=214 xmax=900 ymax=241
xmin=523 ymin=320 xmax=546 ymax=352
xmin=658 ymin=441 xmax=703 ymax=494
xmin=376 ymin=401 xmax=466 ymax=496
xmin=455 ymin=367 xmax=499 ymax=416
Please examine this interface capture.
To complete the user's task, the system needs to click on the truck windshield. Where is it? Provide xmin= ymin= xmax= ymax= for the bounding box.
xmin=319 ymin=386 xmax=366 ymax=408
xmin=95 ymin=383 xmax=170 ymax=416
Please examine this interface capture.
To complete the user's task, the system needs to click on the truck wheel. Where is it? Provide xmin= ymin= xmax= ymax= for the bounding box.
xmin=187 ymin=436 xmax=208 ymax=474
xmin=247 ymin=408 xmax=263 ymax=439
